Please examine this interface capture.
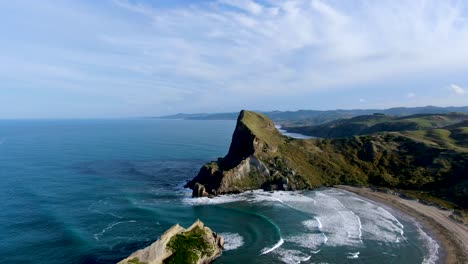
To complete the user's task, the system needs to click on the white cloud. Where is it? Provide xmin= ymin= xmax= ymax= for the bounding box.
xmin=108 ymin=0 xmax=468 ymax=96
xmin=218 ymin=0 xmax=263 ymax=15
xmin=450 ymin=84 xmax=466 ymax=95
xmin=407 ymin=92 xmax=416 ymax=98
xmin=2 ymin=0 xmax=468 ymax=117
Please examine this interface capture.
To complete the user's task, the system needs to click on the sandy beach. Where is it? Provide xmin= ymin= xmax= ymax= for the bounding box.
xmin=337 ymin=186 xmax=468 ymax=264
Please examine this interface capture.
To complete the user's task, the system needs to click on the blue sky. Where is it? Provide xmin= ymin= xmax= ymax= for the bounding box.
xmin=1 ymin=0 xmax=468 ymax=118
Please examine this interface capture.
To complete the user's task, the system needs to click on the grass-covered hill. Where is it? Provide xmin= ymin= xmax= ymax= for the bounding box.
xmin=186 ymin=110 xmax=468 ymax=209
xmin=159 ymin=106 xmax=468 ymax=126
xmin=281 ymin=113 xmax=468 ymax=138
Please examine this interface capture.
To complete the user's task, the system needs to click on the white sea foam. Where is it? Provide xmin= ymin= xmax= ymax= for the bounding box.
xmin=314 ymin=217 xmax=322 ymax=229
xmin=219 ymin=232 xmax=244 ymax=251
xmin=347 ymin=252 xmax=360 ymax=259
xmin=416 ymin=224 xmax=439 ymax=264
xmin=183 ymin=190 xmax=315 ymax=206
xmin=249 ymin=190 xmax=317 ymax=204
xmin=274 ymin=248 xmax=311 ymax=264
xmin=292 ymin=191 xmax=362 ymax=247
xmin=185 ymin=188 xmax=406 ymax=252
xmin=261 ymin=237 xmax=284 ymax=255
xmin=182 ymin=193 xmax=247 ymax=205
xmin=324 ymin=189 xmax=405 ymax=244
xmin=286 ymin=233 xmax=326 ymax=250
xmin=94 ymin=220 xmax=137 ymax=241
xmin=302 ymin=219 xmax=320 ymax=230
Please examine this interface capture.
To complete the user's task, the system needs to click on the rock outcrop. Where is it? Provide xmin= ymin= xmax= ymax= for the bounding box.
xmin=118 ymin=220 xmax=224 ymax=264
xmin=185 ymin=110 xmax=306 ymax=195
xmin=185 ymin=110 xmax=468 ymax=208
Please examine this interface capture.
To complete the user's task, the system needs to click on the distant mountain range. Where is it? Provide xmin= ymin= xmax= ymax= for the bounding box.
xmin=158 ymin=106 xmax=468 ymax=126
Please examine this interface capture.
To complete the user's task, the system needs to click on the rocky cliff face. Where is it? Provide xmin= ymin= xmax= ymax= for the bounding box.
xmin=118 ymin=220 xmax=224 ymax=264
xmin=185 ymin=110 xmax=299 ymax=196
xmin=186 ymin=110 xmax=468 ymax=208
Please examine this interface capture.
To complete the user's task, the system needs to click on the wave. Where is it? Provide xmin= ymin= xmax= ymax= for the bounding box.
xmin=321 ymin=189 xmax=405 ymax=244
xmin=219 ymin=232 xmax=244 ymax=251
xmin=261 ymin=237 xmax=284 ymax=255
xmin=302 ymin=219 xmax=320 ymax=230
xmin=347 ymin=252 xmax=360 ymax=259
xmin=184 ymin=187 xmax=412 ymax=260
xmin=275 ymin=248 xmax=311 ymax=264
xmin=94 ymin=220 xmax=137 ymax=241
xmin=183 ymin=189 xmax=315 ymax=206
xmin=183 ymin=193 xmax=246 ymax=205
xmin=314 ymin=217 xmax=322 ymax=229
xmin=417 ymin=223 xmax=439 ymax=264
xmin=216 ymin=205 xmax=284 ymax=255
xmin=285 ymin=233 xmax=326 ymax=250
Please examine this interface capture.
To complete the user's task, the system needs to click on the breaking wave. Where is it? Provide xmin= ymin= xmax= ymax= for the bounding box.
xmin=219 ymin=232 xmax=244 ymax=251
xmin=183 ymin=188 xmax=435 ymax=263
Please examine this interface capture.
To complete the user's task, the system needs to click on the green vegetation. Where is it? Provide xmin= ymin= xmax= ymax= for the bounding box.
xmin=128 ymin=257 xmax=147 ymax=264
xmin=283 ymin=113 xmax=468 ymax=138
xmin=187 ymin=110 xmax=468 ymax=209
xmin=449 ymin=209 xmax=468 ymax=224
xmin=164 ymin=226 xmax=214 ymax=264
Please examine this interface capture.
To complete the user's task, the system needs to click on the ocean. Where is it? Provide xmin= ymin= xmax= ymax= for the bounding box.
xmin=0 ymin=119 xmax=440 ymax=264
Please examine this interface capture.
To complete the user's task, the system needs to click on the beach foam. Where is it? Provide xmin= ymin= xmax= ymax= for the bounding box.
xmin=347 ymin=252 xmax=360 ymax=259
xmin=286 ymin=233 xmax=326 ymax=250
xmin=182 ymin=190 xmax=314 ymax=206
xmin=323 ymin=189 xmax=405 ymax=244
xmin=416 ymin=223 xmax=439 ymax=264
xmin=261 ymin=237 xmax=284 ymax=255
xmin=274 ymin=248 xmax=311 ymax=264
xmin=184 ymin=187 xmax=410 ymax=259
xmin=219 ymin=232 xmax=244 ymax=251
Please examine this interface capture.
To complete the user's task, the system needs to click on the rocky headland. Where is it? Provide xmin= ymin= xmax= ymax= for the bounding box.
xmin=118 ymin=220 xmax=224 ymax=264
xmin=185 ymin=110 xmax=467 ymax=209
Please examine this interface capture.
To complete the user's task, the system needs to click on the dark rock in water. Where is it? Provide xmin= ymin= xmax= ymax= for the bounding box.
xmin=185 ymin=110 xmax=468 ymax=208
xmin=192 ymin=182 xmax=209 ymax=197
xmin=118 ymin=220 xmax=223 ymax=264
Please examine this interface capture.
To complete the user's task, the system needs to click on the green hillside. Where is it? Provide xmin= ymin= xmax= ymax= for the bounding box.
xmin=282 ymin=113 xmax=468 ymax=138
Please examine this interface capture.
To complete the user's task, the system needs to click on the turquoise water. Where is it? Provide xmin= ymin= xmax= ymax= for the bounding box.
xmin=0 ymin=119 xmax=439 ymax=263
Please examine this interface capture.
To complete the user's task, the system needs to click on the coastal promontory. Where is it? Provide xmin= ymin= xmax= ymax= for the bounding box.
xmin=118 ymin=220 xmax=224 ymax=264
xmin=186 ymin=110 xmax=468 ymax=208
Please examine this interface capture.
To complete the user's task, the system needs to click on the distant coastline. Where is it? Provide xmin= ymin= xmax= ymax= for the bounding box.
xmin=274 ymin=125 xmax=313 ymax=139
xmin=337 ymin=186 xmax=468 ymax=264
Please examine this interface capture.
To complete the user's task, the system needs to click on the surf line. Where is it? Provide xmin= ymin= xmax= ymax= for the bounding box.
xmin=330 ymin=193 xmax=363 ymax=243
xmin=268 ymin=194 xmax=329 ymax=248
xmin=94 ymin=220 xmax=137 ymax=241
xmin=216 ymin=205 xmax=285 ymax=255
xmin=260 ymin=238 xmax=284 ymax=255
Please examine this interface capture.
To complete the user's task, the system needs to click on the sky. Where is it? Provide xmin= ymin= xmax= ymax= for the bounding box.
xmin=1 ymin=0 xmax=468 ymax=118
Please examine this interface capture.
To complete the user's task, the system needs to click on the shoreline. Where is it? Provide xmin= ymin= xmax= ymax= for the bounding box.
xmin=336 ymin=185 xmax=468 ymax=264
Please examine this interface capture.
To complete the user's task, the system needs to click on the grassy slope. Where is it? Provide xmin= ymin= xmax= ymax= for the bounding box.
xmin=164 ymin=226 xmax=214 ymax=264
xmin=282 ymin=113 xmax=468 ymax=138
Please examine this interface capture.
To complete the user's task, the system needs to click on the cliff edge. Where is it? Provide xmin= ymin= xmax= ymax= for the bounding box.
xmin=118 ymin=220 xmax=224 ymax=264
xmin=186 ymin=110 xmax=468 ymax=208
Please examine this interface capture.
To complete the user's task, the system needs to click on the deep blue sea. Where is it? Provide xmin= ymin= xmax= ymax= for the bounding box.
xmin=0 ymin=119 xmax=440 ymax=264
